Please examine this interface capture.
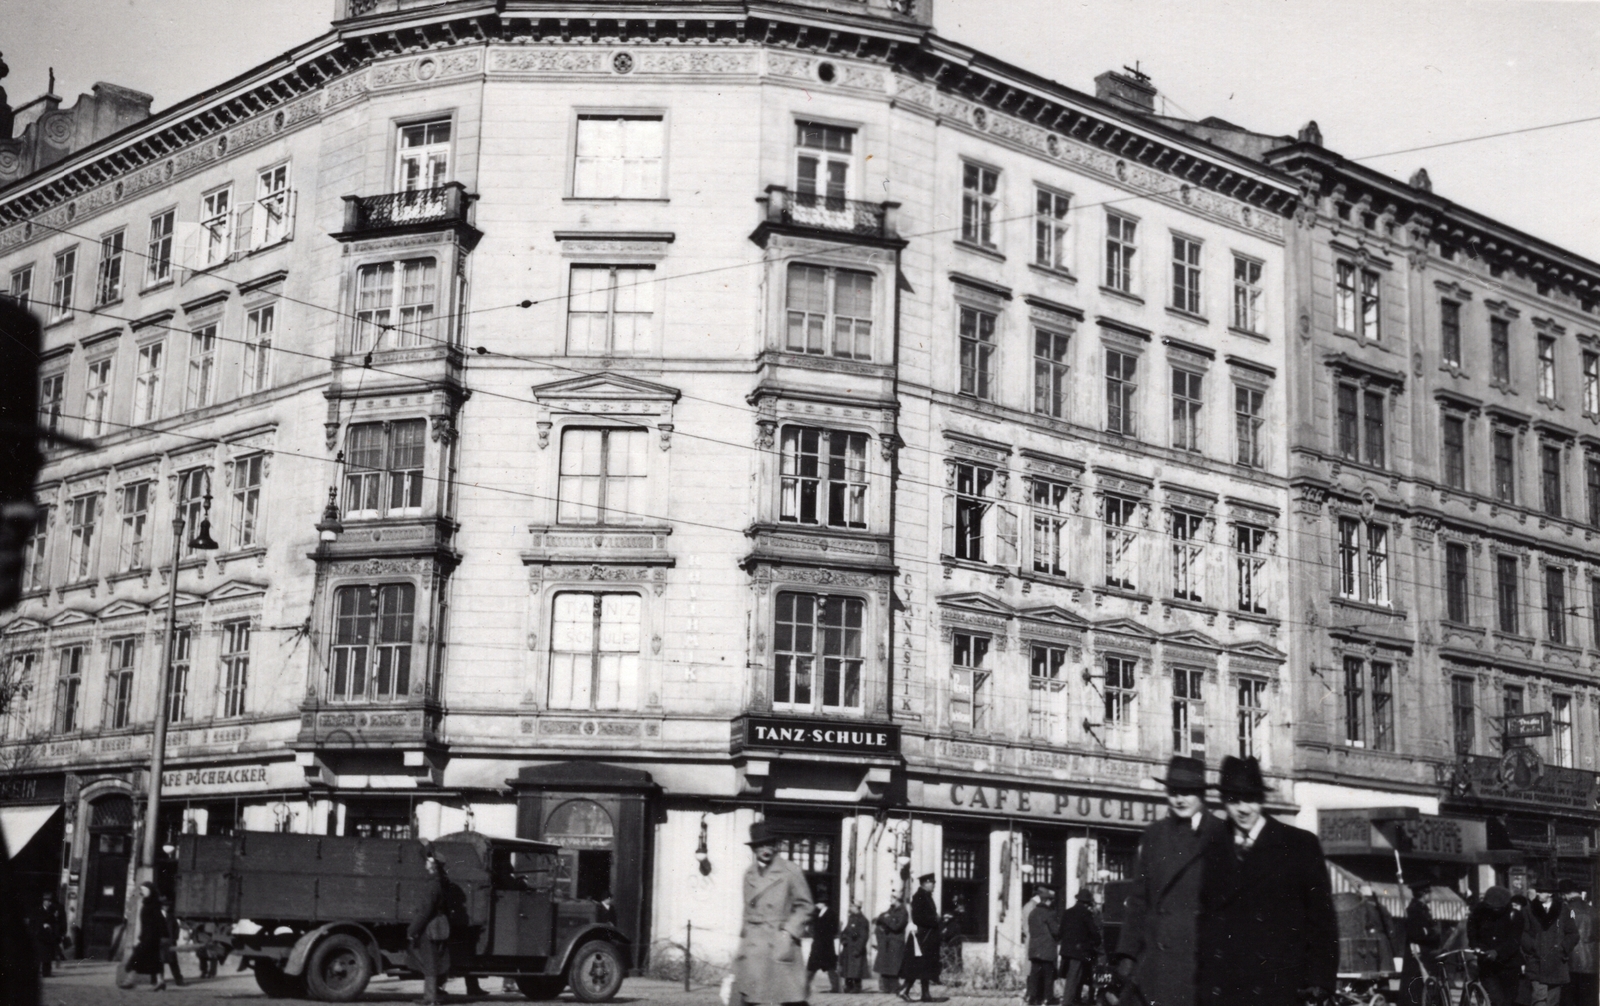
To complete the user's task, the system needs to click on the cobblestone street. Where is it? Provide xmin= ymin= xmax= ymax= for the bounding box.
xmin=41 ymin=964 xmax=1018 ymax=1006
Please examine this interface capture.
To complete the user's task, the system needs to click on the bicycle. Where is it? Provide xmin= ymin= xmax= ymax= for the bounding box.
xmin=1408 ymin=947 xmax=1491 ymax=1006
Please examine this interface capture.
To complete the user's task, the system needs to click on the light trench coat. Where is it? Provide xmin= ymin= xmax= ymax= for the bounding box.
xmin=735 ymin=855 xmax=815 ymax=1005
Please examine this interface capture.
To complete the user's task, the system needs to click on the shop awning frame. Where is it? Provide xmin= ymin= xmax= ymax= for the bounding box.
xmin=0 ymin=803 xmax=61 ymax=858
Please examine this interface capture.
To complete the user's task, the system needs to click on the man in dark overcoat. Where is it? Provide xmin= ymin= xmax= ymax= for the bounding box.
xmin=1399 ymin=880 xmax=1441 ymax=1004
xmin=874 ymin=897 xmax=909 ymax=993
xmin=1195 ymin=756 xmax=1337 ymax=1006
xmin=407 ymin=851 xmax=452 ymax=1005
xmin=1058 ymin=888 xmax=1102 ymax=1006
xmin=1115 ymin=755 xmax=1224 ymax=1006
xmin=1025 ymin=886 xmax=1062 ymax=1005
xmin=839 ymin=901 xmax=870 ymax=992
xmin=807 ymin=899 xmax=841 ymax=994
xmin=899 ymin=874 xmax=942 ymax=1002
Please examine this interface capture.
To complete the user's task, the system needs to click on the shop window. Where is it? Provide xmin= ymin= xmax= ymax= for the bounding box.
xmin=774 ymin=830 xmax=835 ymax=907
xmin=941 ymin=833 xmax=988 ymax=940
xmin=545 ymin=799 xmax=615 ymax=902
xmin=773 ymin=592 xmax=863 ymax=713
xmin=1022 ymin=830 xmax=1064 ymax=905
xmin=549 ymin=592 xmax=641 ymax=710
xmin=347 ymin=800 xmax=414 ymax=840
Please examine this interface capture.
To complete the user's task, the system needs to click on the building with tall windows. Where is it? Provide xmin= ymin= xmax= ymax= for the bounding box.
xmin=1 ymin=0 xmax=1313 ymax=971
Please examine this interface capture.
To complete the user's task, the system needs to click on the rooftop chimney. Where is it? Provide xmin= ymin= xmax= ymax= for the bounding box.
xmin=1095 ymin=66 xmax=1156 ymax=114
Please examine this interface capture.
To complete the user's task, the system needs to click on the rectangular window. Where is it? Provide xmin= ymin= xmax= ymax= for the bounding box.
xmin=177 ymin=468 xmax=208 ymax=556
xmin=1104 ymin=494 xmax=1139 ymax=591
xmin=1360 ymin=268 xmax=1381 ymax=340
xmin=397 ymin=118 xmax=451 ymax=192
xmin=1171 ymin=368 xmax=1203 ymax=451
xmin=951 ymin=630 xmax=991 ymax=731
xmin=566 ymin=264 xmax=654 ymax=356
xmin=167 ymin=628 xmax=191 ymax=723
xmin=1503 ymin=683 xmax=1525 ymax=723
xmin=257 ymin=164 xmax=291 ymax=246
xmin=1538 ymin=336 xmax=1558 ymax=400
xmin=1363 ymin=389 xmax=1386 ymax=467
xmin=784 ymin=264 xmax=873 ymax=360
xmin=960 ymin=163 xmax=999 ymax=248
xmin=1445 ymin=542 xmax=1469 ymax=623
xmin=1237 ymin=677 xmax=1267 ymax=758
xmin=1335 ymin=263 xmax=1380 ymax=339
xmin=1033 ymin=328 xmax=1070 ymax=418
xmin=1335 ymin=261 xmax=1356 ymax=333
xmin=958 ymin=305 xmax=996 ymax=400
xmin=1034 ymin=189 xmax=1070 ymax=270
xmin=51 ymin=247 xmax=76 ymax=319
xmin=1170 ymin=510 xmax=1203 ymax=603
xmin=216 ymin=621 xmax=250 ymax=718
xmin=23 ymin=506 xmax=49 ymax=591
xmin=1170 ymin=235 xmax=1202 ymax=315
xmin=1236 ymin=524 xmax=1267 ymax=614
xmin=343 ymin=419 xmax=427 ymax=519
xmin=119 ymin=481 xmax=151 ymax=571
xmin=1496 ymin=554 xmax=1520 ymax=634
xmin=95 ymin=230 xmax=124 ymax=305
xmin=147 ymin=210 xmax=174 ymax=285
xmin=1028 ymin=643 xmax=1066 ymax=740
xmin=1542 ymin=444 xmax=1563 ymax=517
xmin=1491 ymin=317 xmax=1511 ymax=384
xmin=1106 ymin=349 xmax=1138 ymax=436
xmin=186 ymin=324 xmax=217 ymax=410
xmin=39 ymin=374 xmax=63 ymax=441
xmin=1235 ymin=386 xmax=1264 ymax=467
xmin=1589 ymin=458 xmax=1600 ymax=527
xmin=1232 ymin=255 xmax=1263 ymax=333
xmin=558 ymin=428 xmax=648 ymax=526
xmin=54 ymin=646 xmax=84 ymax=734
xmin=201 ymin=187 xmax=232 ymax=267
xmin=1030 ymin=478 xmax=1070 ymax=578
xmin=795 ymin=121 xmax=852 ymax=209
xmin=1105 ymin=213 xmax=1137 ymax=292
xmin=1442 ymin=414 xmax=1466 ymax=490
xmin=573 ymin=115 xmax=664 ymax=199
xmin=242 ymin=305 xmax=274 ymax=393
xmin=1337 ymin=384 xmax=1360 ymax=460
xmin=83 ymin=357 xmax=111 ymax=437
xmin=1171 ymin=667 xmax=1205 ymax=756
xmin=231 ymin=454 xmax=264 ymax=549
xmin=66 ymin=493 xmax=98 ymax=582
xmin=1367 ymin=523 xmax=1390 ymax=606
xmin=1593 ymin=576 xmax=1600 ymax=648
xmin=1450 ymin=676 xmax=1475 ymax=755
xmin=774 ymin=592 xmax=863 ymax=713
xmin=1493 ymin=430 xmax=1517 ymax=503
xmin=1585 ymin=351 xmax=1600 ymax=415
xmin=1336 ymin=517 xmax=1388 ymax=606
xmin=780 ymin=426 xmax=867 ymax=529
xmin=1545 ymin=565 xmax=1567 ymax=644
xmin=1103 ymin=655 xmax=1136 ymax=726
xmin=8 ymin=264 xmax=33 ymax=310
xmin=1440 ymin=299 xmax=1461 ymax=366
xmin=952 ymin=462 xmax=993 ymax=562
xmin=549 ymin=592 xmax=642 ymax=710
xmin=1338 ymin=516 xmax=1361 ymax=600
xmin=941 ymin=838 xmax=990 ymax=939
xmin=1343 ymin=655 xmax=1366 ymax=745
xmin=1551 ymin=693 xmax=1573 ymax=767
xmin=355 ymin=257 xmax=439 ymax=352
xmin=1370 ymin=661 xmax=1394 ymax=751
xmin=0 ymin=653 xmax=36 ymax=739
xmin=133 ymin=342 xmax=163 ymax=424
xmin=330 ymin=583 xmax=416 ymax=702
xmin=105 ymin=637 xmax=136 ymax=730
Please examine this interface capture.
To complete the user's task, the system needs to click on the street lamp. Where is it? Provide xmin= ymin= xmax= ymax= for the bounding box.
xmin=315 ymin=486 xmax=343 ymax=543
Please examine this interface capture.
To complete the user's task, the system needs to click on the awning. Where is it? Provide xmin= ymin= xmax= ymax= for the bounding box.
xmin=0 ymin=804 xmax=60 ymax=858
xmin=1328 ymin=860 xmax=1467 ymax=923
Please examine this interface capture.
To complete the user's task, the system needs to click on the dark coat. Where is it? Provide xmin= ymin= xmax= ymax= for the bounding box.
xmin=840 ymin=911 xmax=871 ymax=980
xmin=129 ymin=895 xmax=167 ymax=976
xmin=1196 ymin=818 xmax=1339 ymax=1006
xmin=808 ymin=904 xmax=840 ymax=971
xmin=1520 ymin=899 xmax=1579 ymax=986
xmin=1570 ymin=898 xmax=1596 ymax=975
xmin=1059 ymin=902 xmax=1102 ymax=964
xmin=0 ymin=839 xmax=40 ymax=1006
xmin=1027 ymin=900 xmax=1062 ymax=961
xmin=900 ymin=889 xmax=942 ymax=981
xmin=1399 ymin=896 xmax=1441 ymax=999
xmin=874 ymin=903 xmax=908 ymax=976
xmin=1469 ymin=900 xmax=1523 ymax=979
xmin=406 ymin=871 xmax=452 ymax=979
xmin=1117 ymin=811 xmax=1226 ymax=1006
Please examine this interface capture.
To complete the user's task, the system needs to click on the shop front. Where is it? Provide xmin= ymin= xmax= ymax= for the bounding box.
xmin=1316 ymin=807 xmax=1515 ymax=924
xmin=0 ymin=773 xmax=68 ymax=942
xmin=1440 ymin=754 xmax=1599 ymax=894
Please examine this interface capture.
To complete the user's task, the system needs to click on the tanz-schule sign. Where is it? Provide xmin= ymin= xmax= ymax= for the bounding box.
xmin=735 ymin=716 xmax=900 ymax=755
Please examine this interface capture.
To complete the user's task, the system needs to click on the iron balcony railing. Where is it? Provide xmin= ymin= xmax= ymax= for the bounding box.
xmin=762 ymin=185 xmax=899 ymax=240
xmin=340 ymin=182 xmax=473 ymax=234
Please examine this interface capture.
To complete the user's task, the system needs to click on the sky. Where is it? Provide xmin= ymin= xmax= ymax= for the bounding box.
xmin=4 ymin=0 xmax=1598 ymax=260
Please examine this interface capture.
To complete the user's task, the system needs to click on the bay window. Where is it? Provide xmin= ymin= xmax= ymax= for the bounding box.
xmin=344 ymin=419 xmax=427 ymax=519
xmin=774 ymin=591 xmax=863 ymax=713
xmin=785 ymin=264 xmax=873 ymax=360
xmin=780 ymin=426 xmax=867 ymax=529
xmin=354 ymin=258 xmax=438 ymax=352
xmin=330 ymin=583 xmax=416 ymax=702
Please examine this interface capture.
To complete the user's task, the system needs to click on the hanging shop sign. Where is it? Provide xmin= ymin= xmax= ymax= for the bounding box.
xmin=915 ymin=779 xmax=1168 ymax=826
xmin=734 ymin=716 xmax=900 ymax=756
xmin=1318 ymin=809 xmax=1487 ymax=862
xmin=1502 ymin=713 xmax=1552 ymax=740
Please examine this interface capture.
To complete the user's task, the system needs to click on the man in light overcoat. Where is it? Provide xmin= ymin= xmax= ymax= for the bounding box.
xmin=735 ymin=822 xmax=815 ymax=1006
xmin=1114 ymin=755 xmax=1224 ymax=1006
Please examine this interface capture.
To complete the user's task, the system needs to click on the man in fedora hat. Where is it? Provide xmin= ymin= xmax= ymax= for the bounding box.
xmin=735 ymin=822 xmax=815 ymax=1006
xmin=900 ymin=873 xmax=944 ymax=1002
xmin=1195 ymin=756 xmax=1337 ymax=1006
xmin=1058 ymin=888 xmax=1102 ymax=1006
xmin=1114 ymin=755 xmax=1224 ymax=1006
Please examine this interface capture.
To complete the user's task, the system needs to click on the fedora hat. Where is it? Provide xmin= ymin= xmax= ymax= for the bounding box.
xmin=1216 ymin=756 xmax=1268 ymax=801
xmin=1152 ymin=755 xmax=1207 ymax=792
xmin=747 ymin=821 xmax=781 ymax=847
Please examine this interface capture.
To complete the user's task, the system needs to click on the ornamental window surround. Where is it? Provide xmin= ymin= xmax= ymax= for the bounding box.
xmin=549 ymin=591 xmax=642 ymax=711
xmin=1336 ymin=514 xmax=1390 ymax=607
xmin=1342 ymin=653 xmax=1395 ymax=751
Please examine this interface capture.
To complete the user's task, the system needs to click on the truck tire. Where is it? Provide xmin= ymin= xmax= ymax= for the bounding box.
xmin=566 ymin=942 xmax=625 ymax=1002
xmin=516 ymin=976 xmax=566 ymax=1000
xmin=304 ymin=934 xmax=373 ymax=1002
xmin=254 ymin=961 xmax=307 ymax=998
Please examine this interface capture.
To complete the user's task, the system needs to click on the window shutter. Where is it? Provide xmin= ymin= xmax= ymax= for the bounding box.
xmin=950 ymin=667 xmax=973 ymax=729
xmin=996 ymin=504 xmax=1019 ymax=567
xmin=282 ymin=190 xmax=297 ymax=243
xmin=233 ymin=204 xmax=254 ymax=255
xmin=942 ymin=493 xmax=956 ymax=557
xmin=177 ymin=222 xmax=201 ymax=276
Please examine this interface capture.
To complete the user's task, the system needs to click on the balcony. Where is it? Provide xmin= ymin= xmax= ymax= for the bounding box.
xmin=752 ymin=186 xmax=904 ymax=249
xmin=335 ymin=182 xmax=479 ymax=245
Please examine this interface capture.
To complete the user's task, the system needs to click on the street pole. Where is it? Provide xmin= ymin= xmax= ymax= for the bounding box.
xmin=141 ymin=513 xmax=186 ymax=879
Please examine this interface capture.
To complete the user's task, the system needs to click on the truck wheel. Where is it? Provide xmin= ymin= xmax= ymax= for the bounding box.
xmin=516 ymin=976 xmax=566 ymax=1000
xmin=566 ymin=942 xmax=625 ymax=1002
xmin=304 ymin=934 xmax=373 ymax=1002
xmin=254 ymin=961 xmax=307 ymax=998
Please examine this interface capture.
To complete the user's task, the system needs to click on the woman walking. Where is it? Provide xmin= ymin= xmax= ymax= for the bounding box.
xmin=128 ymin=882 xmax=169 ymax=991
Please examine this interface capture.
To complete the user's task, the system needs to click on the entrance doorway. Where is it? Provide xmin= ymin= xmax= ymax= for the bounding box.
xmin=84 ymin=794 xmax=133 ymax=959
xmin=544 ymin=798 xmax=616 ymax=902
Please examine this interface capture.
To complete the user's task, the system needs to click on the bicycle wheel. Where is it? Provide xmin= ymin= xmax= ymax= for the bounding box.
xmin=1460 ymin=983 xmax=1490 ymax=1006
